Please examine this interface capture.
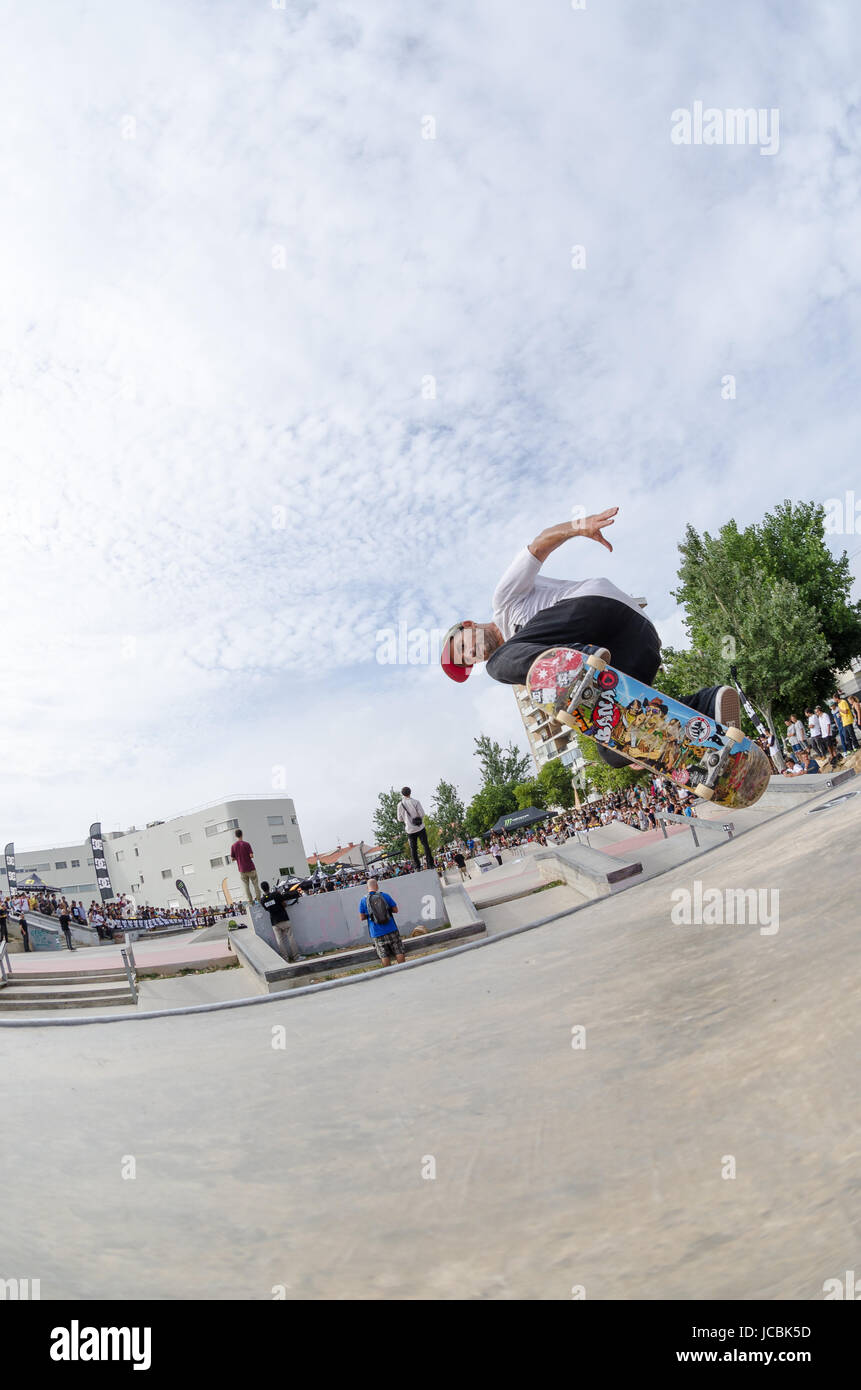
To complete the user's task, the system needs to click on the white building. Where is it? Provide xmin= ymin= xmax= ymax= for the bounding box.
xmin=4 ymin=795 xmax=309 ymax=910
xmin=513 ymin=685 xmax=588 ymax=784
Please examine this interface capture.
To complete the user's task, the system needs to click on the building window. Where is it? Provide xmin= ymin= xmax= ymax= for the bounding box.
xmin=267 ymin=815 xmax=284 ymax=826
xmin=181 ymin=865 xmax=195 ymax=875
xmin=210 ymin=857 xmax=223 ymax=869
xmin=271 ymin=834 xmax=289 ymax=844
xmin=115 ymin=851 xmax=125 ymax=862
xmin=179 ymin=833 xmax=192 ymax=845
xmin=279 ymin=866 xmax=295 ymax=876
xmin=161 ymin=869 xmax=172 ymax=879
xmin=55 ymin=861 xmax=67 ymax=870
xmin=205 ymin=819 xmax=239 ymax=838
xmin=134 ymin=848 xmax=140 ymax=857
xmin=291 ymin=816 xmax=297 ymax=825
xmin=71 ymin=859 xmax=80 ymax=868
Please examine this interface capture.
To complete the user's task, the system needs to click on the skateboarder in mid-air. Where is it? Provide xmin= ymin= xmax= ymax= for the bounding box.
xmin=440 ymin=507 xmax=740 ymax=766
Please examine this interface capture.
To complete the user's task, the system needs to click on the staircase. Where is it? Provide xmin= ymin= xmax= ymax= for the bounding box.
xmin=0 ymin=963 xmax=137 ymax=1013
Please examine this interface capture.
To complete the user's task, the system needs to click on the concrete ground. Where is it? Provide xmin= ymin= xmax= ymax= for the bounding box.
xmin=1 ymin=783 xmax=858 ymax=1299
xmin=136 ymin=962 xmax=248 ymax=1008
xmin=481 ymin=884 xmax=586 ymax=933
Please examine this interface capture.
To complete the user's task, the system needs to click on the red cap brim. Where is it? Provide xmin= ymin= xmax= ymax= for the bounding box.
xmin=441 ymin=627 xmax=472 ymax=682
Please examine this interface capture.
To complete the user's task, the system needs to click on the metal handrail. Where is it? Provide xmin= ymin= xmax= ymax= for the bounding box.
xmin=655 ymin=810 xmax=736 ymax=847
xmin=0 ymin=940 xmax=11 ymax=982
xmin=120 ymin=948 xmax=138 ymax=1004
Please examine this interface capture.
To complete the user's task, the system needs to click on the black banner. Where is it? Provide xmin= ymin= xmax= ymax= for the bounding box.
xmin=89 ymin=821 xmax=115 ymax=902
xmin=4 ymin=841 xmax=16 ymax=897
xmin=175 ymin=878 xmax=193 ymax=908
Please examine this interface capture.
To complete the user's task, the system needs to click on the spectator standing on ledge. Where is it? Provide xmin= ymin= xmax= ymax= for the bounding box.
xmin=0 ymin=901 xmax=7 ymax=944
xmin=359 ymin=878 xmax=405 ymax=967
xmin=230 ymin=830 xmax=260 ymax=903
xmin=59 ymin=906 xmax=74 ymax=950
xmin=397 ymin=786 xmax=435 ymax=871
xmin=259 ymin=881 xmax=301 ymax=961
xmin=835 ymin=692 xmax=859 ymax=754
xmin=816 ymin=706 xmax=837 ymax=762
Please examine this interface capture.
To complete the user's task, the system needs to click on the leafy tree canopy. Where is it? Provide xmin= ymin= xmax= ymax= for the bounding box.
xmin=473 ymin=734 xmax=532 ymax=788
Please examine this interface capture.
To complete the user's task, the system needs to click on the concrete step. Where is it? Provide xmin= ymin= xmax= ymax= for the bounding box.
xmin=3 ymin=970 xmax=129 ymax=986
xmin=0 ymin=983 xmax=135 ymax=1009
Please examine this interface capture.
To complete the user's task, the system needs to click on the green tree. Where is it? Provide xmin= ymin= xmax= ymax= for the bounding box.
xmin=512 ymin=779 xmax=546 ymax=810
xmin=422 ymin=813 xmax=443 ymax=858
xmin=658 ymin=645 xmax=719 ymax=706
xmin=473 ymin=734 xmax=531 ymax=787
xmin=670 ymin=504 xmax=845 ymax=737
xmin=464 ymin=784 xmax=517 ymax=838
xmin=430 ymin=779 xmax=467 ymax=846
xmin=536 ymin=758 xmax=577 ymax=809
xmin=574 ymin=733 xmax=644 ymax=795
xmin=372 ymin=788 xmax=408 ymax=860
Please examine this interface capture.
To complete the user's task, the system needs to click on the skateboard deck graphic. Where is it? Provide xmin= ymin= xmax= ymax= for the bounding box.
xmin=526 ymin=648 xmax=771 ymax=810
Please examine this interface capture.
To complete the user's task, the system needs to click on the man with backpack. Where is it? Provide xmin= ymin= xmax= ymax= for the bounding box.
xmin=396 ymin=786 xmax=435 ymax=871
xmin=359 ymin=878 xmax=405 ymax=967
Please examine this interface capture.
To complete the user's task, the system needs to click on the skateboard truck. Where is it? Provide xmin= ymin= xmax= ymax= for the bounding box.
xmin=690 ymin=727 xmax=746 ymax=799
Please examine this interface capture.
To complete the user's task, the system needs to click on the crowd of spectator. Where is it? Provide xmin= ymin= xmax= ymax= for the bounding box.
xmin=777 ymin=693 xmax=861 ymax=774
xmin=0 ymin=890 xmax=247 ymax=945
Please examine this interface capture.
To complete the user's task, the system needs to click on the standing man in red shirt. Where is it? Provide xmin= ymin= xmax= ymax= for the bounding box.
xmin=230 ymin=829 xmax=261 ymax=904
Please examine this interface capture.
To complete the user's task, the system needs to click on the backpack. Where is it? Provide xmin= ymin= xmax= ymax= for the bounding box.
xmin=366 ymin=892 xmax=392 ymax=927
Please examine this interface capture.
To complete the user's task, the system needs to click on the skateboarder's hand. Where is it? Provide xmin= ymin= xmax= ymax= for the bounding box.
xmin=572 ymin=506 xmax=617 ymax=552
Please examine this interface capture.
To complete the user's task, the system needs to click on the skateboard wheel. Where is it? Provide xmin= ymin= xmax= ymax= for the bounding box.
xmin=586 ymin=654 xmax=607 ymax=671
xmin=724 ymin=726 xmax=743 ymax=744
xmin=694 ymin=784 xmax=715 ymax=800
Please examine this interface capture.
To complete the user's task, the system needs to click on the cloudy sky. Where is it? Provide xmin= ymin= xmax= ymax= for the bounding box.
xmin=2 ymin=0 xmax=860 ymax=857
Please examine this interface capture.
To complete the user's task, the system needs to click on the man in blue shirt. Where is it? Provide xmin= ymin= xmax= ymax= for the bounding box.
xmin=359 ymin=878 xmax=405 ymax=967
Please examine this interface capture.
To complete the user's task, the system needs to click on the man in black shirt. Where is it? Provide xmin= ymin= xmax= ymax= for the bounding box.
xmin=259 ymin=881 xmax=301 ymax=961
xmin=0 ymin=903 xmax=8 ymax=944
xmin=59 ymin=908 xmax=74 ymax=950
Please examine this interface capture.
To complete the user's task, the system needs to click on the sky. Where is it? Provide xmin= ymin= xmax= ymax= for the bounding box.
xmin=1 ymin=0 xmax=860 ymax=856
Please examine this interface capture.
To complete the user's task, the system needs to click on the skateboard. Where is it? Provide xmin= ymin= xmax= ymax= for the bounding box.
xmin=526 ymin=647 xmax=771 ymax=809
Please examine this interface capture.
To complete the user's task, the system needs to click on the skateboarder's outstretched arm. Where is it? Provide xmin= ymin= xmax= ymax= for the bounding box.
xmin=528 ymin=507 xmax=617 ymax=563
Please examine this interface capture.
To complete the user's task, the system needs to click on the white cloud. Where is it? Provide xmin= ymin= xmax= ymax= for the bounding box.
xmin=1 ymin=0 xmax=859 ymax=858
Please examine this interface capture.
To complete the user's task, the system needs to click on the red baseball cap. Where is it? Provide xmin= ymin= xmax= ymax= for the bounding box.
xmin=441 ymin=623 xmax=472 ymax=683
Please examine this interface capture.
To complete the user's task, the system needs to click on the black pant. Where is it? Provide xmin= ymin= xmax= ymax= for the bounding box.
xmin=486 ymin=595 xmax=723 ymax=716
xmin=487 ymin=595 xmax=731 ymax=769
xmin=407 ymin=827 xmax=434 ymax=870
xmin=0 ymin=919 xmax=7 ymax=943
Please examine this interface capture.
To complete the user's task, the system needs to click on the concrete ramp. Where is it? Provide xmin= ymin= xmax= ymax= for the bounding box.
xmin=0 ymin=792 xmax=858 ymax=1298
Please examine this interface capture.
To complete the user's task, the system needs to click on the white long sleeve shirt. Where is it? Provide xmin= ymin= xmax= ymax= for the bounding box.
xmin=492 ymin=546 xmax=645 ymax=640
xmin=397 ymin=797 xmax=426 ymax=833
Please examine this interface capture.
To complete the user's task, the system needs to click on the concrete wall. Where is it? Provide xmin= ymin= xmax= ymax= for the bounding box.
xmin=267 ymin=870 xmax=446 ymax=955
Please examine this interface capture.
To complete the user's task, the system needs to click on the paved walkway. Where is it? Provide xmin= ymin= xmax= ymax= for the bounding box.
xmin=7 ymin=937 xmax=233 ymax=975
xmin=1 ymin=784 xmax=858 ymax=1298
